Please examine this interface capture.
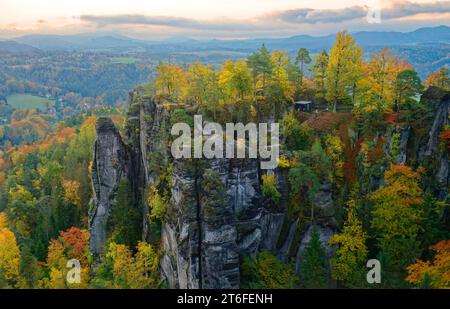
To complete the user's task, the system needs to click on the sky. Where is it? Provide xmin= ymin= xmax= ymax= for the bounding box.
xmin=0 ymin=0 xmax=449 ymax=39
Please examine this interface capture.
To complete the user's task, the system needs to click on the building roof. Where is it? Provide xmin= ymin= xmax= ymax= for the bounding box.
xmin=295 ymin=101 xmax=312 ymax=105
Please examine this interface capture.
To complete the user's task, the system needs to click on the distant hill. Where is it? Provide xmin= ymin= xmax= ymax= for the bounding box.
xmin=8 ymin=26 xmax=450 ymax=78
xmin=13 ymin=25 xmax=450 ymax=52
xmin=16 ymin=34 xmax=145 ymax=51
xmin=213 ymin=25 xmax=450 ymax=51
xmin=0 ymin=40 xmax=41 ymax=53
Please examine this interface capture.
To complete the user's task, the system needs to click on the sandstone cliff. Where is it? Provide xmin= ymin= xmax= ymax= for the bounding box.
xmin=90 ymin=86 xmax=449 ymax=288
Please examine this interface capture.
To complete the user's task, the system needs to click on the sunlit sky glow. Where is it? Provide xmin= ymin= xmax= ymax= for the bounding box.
xmin=1 ymin=0 xmax=449 ymax=39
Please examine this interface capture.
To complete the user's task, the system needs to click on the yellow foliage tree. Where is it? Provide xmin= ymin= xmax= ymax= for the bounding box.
xmin=187 ymin=61 xmax=223 ymax=119
xmin=370 ymin=164 xmax=424 ymax=270
xmin=148 ymin=185 xmax=168 ymax=221
xmin=63 ymin=179 xmax=81 ymax=207
xmin=107 ymin=241 xmax=160 ymax=289
xmin=9 ymin=185 xmax=34 ymax=203
xmin=0 ymin=213 xmax=21 ymax=285
xmin=154 ymin=63 xmax=188 ymax=102
xmin=187 ymin=61 xmax=217 ymax=105
xmin=219 ymin=60 xmax=252 ymax=101
xmin=263 ymin=50 xmax=295 ymax=117
xmin=324 ymin=134 xmax=344 ymax=186
xmin=328 ymin=194 xmax=367 ymax=287
xmin=358 ymin=49 xmax=410 ymax=111
xmin=261 ymin=174 xmax=281 ymax=205
xmin=326 ymin=31 xmax=362 ymax=112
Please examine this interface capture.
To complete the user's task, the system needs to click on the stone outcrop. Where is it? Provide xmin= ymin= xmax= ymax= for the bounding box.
xmin=160 ymin=157 xmax=260 ymax=288
xmin=89 ymin=117 xmax=132 ymax=258
xmin=90 ymin=90 xmax=271 ymax=288
xmin=90 ymin=86 xmax=449 ymax=288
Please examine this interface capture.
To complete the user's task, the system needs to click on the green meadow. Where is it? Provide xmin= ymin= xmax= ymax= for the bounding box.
xmin=6 ymin=94 xmax=54 ymax=109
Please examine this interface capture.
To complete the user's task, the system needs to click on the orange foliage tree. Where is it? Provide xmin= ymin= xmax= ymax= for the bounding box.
xmin=42 ymin=227 xmax=90 ymax=289
xmin=406 ymin=240 xmax=450 ymax=288
xmin=425 ymin=67 xmax=449 ymax=91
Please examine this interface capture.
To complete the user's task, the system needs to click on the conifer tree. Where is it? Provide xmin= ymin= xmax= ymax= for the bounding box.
xmin=300 ymin=228 xmax=328 ymax=288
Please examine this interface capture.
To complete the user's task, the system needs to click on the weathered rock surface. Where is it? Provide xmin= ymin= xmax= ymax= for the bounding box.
xmin=90 ymin=86 xmax=449 ymax=289
xmin=89 ymin=117 xmax=132 ymax=258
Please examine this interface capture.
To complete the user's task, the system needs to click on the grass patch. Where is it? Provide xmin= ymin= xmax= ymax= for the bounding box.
xmin=111 ymin=57 xmax=140 ymax=64
xmin=6 ymin=94 xmax=54 ymax=110
xmin=174 ymin=50 xmax=248 ymax=57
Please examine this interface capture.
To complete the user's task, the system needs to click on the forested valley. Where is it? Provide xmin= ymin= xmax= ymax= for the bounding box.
xmin=0 ymin=30 xmax=449 ymax=289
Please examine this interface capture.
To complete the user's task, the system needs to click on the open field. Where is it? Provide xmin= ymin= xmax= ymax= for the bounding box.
xmin=6 ymin=94 xmax=54 ymax=109
xmin=110 ymin=56 xmax=140 ymax=64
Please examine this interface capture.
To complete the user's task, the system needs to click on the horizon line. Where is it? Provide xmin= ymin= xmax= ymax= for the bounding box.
xmin=1 ymin=24 xmax=448 ymax=42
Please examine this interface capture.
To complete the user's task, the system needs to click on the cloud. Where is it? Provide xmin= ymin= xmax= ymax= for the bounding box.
xmin=80 ymin=14 xmax=258 ymax=31
xmin=73 ymin=1 xmax=450 ymax=39
xmin=383 ymin=1 xmax=450 ymax=19
xmin=273 ymin=1 xmax=450 ymax=24
xmin=274 ymin=7 xmax=368 ymax=24
xmin=80 ymin=1 xmax=450 ymax=33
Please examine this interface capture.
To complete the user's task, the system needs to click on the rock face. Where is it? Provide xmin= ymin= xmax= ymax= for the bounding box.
xmin=419 ymin=88 xmax=449 ymax=199
xmin=358 ymin=87 xmax=449 ymax=197
xmin=423 ymin=89 xmax=449 ymax=157
xmin=90 ymin=90 xmax=275 ymax=288
xmin=89 ymin=118 xmax=132 ymax=258
xmin=88 ymin=96 xmax=333 ymax=288
xmin=90 ymin=86 xmax=449 ymax=288
xmin=161 ymin=157 xmax=259 ymax=288
xmin=395 ymin=126 xmax=410 ymax=165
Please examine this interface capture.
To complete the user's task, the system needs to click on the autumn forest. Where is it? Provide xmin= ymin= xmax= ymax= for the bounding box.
xmin=0 ymin=29 xmax=449 ymax=290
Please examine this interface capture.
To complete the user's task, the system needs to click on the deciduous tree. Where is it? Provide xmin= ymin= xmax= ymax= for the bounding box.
xmin=329 ymin=189 xmax=368 ymax=287
xmin=154 ymin=64 xmax=188 ymax=102
xmin=370 ymin=164 xmax=424 ymax=282
xmin=104 ymin=241 xmax=160 ymax=289
xmin=406 ymin=240 xmax=450 ymax=288
xmin=425 ymin=67 xmax=450 ymax=90
xmin=0 ymin=213 xmax=20 ymax=286
xmin=219 ymin=60 xmax=252 ymax=101
xmin=326 ymin=31 xmax=362 ymax=112
xmin=266 ymin=50 xmax=295 ymax=117
xmin=358 ymin=49 xmax=410 ymax=111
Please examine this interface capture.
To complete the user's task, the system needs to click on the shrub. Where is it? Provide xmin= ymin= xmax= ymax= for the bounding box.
xmin=241 ymin=251 xmax=298 ymax=289
xmin=281 ymin=112 xmax=313 ymax=151
xmin=261 ymin=174 xmax=281 ymax=205
xmin=148 ymin=186 xmax=168 ymax=221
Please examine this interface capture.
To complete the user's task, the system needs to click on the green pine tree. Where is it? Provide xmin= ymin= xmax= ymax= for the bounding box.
xmin=109 ymin=180 xmax=142 ymax=249
xmin=299 ymin=228 xmax=328 ymax=288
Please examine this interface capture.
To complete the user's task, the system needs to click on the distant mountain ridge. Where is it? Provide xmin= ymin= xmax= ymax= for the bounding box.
xmin=1 ymin=26 xmax=448 ymax=79
xmin=7 ymin=25 xmax=450 ymax=52
xmin=13 ymin=34 xmax=144 ymax=51
xmin=0 ymin=40 xmax=41 ymax=53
